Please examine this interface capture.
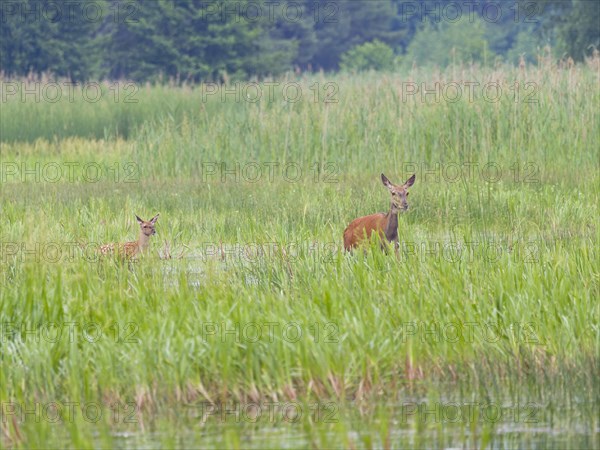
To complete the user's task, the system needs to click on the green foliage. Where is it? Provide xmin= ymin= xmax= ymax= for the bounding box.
xmin=1 ymin=67 xmax=598 ymax=449
xmin=527 ymin=0 xmax=600 ymax=61
xmin=405 ymin=16 xmax=493 ymax=67
xmin=505 ymin=28 xmax=545 ymax=64
xmin=265 ymin=0 xmax=319 ymax=69
xmin=311 ymin=0 xmax=400 ymax=70
xmin=556 ymin=0 xmax=600 ymax=60
xmin=98 ymin=0 xmax=288 ymax=82
xmin=340 ymin=40 xmax=396 ymax=72
xmin=0 ymin=0 xmax=104 ymax=80
xmin=1 ymin=0 xmax=597 ymax=80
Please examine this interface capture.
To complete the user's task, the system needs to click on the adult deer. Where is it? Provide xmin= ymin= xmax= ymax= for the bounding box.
xmin=99 ymin=214 xmax=160 ymax=259
xmin=343 ymin=174 xmax=415 ymax=251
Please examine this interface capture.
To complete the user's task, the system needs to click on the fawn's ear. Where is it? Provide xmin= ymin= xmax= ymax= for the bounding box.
xmin=135 ymin=215 xmax=144 ymax=224
xmin=150 ymin=213 xmax=160 ymax=224
xmin=381 ymin=173 xmax=394 ymax=190
xmin=404 ymin=174 xmax=416 ymax=188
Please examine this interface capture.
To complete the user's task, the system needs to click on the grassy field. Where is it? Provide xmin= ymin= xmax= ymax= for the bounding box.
xmin=0 ymin=62 xmax=598 ymax=449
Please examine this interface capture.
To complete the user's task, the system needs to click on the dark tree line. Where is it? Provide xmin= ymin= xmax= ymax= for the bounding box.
xmin=1 ymin=0 xmax=598 ymax=81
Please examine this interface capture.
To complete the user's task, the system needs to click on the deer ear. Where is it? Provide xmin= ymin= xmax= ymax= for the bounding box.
xmin=404 ymin=174 xmax=416 ymax=187
xmin=381 ymin=173 xmax=393 ymax=189
xmin=135 ymin=215 xmax=143 ymax=224
xmin=150 ymin=213 xmax=160 ymax=224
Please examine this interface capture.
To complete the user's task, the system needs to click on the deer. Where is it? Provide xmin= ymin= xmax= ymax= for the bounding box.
xmin=343 ymin=174 xmax=415 ymax=252
xmin=99 ymin=214 xmax=160 ymax=259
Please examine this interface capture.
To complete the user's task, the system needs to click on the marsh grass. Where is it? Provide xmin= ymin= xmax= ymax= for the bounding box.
xmin=0 ymin=63 xmax=598 ymax=448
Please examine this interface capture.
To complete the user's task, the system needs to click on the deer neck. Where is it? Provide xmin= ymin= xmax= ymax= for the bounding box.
xmin=138 ymin=231 xmax=151 ymax=251
xmin=384 ymin=204 xmax=399 ymax=241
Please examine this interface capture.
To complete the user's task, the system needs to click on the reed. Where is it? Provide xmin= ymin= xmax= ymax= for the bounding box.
xmin=0 ymin=62 xmax=598 ymax=449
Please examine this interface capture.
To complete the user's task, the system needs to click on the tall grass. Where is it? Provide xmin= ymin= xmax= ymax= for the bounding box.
xmin=0 ymin=63 xmax=598 ymax=448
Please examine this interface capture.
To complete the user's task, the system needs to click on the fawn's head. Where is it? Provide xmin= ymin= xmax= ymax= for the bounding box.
xmin=136 ymin=214 xmax=160 ymax=236
xmin=381 ymin=173 xmax=416 ymax=212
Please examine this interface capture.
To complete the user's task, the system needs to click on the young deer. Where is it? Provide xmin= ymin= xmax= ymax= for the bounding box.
xmin=343 ymin=174 xmax=415 ymax=251
xmin=99 ymin=214 xmax=160 ymax=259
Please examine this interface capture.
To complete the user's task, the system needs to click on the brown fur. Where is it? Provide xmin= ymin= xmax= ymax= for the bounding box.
xmin=343 ymin=174 xmax=415 ymax=251
xmin=99 ymin=214 xmax=159 ymax=259
xmin=343 ymin=213 xmax=389 ymax=250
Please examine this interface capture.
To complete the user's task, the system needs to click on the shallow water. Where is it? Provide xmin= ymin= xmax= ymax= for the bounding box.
xmin=9 ymin=395 xmax=596 ymax=449
xmin=106 ymin=420 xmax=598 ymax=449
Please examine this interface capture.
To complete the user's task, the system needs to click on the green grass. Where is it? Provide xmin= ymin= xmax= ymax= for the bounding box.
xmin=0 ymin=63 xmax=598 ymax=449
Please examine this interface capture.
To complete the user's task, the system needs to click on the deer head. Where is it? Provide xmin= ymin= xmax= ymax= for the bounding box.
xmin=381 ymin=173 xmax=416 ymax=212
xmin=136 ymin=214 xmax=160 ymax=237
